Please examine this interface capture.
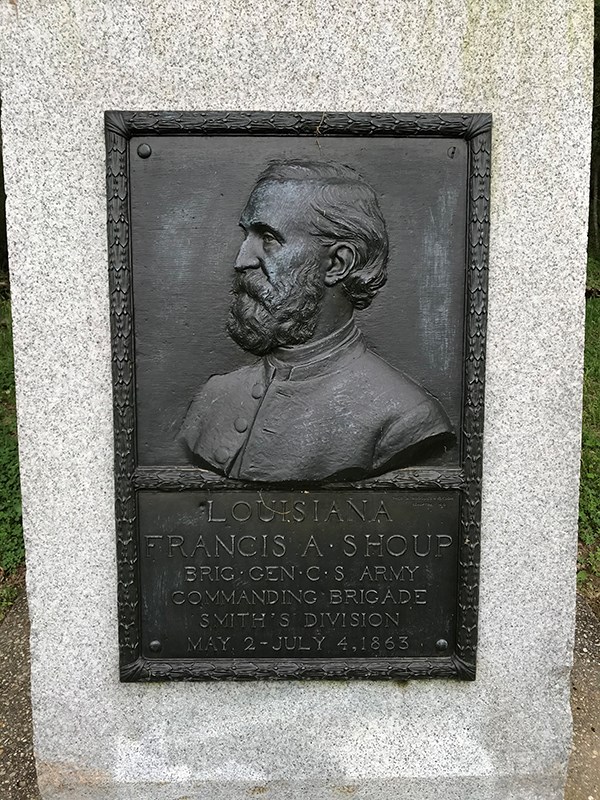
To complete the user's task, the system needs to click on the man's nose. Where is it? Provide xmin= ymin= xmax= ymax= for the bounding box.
xmin=234 ymin=237 xmax=261 ymax=272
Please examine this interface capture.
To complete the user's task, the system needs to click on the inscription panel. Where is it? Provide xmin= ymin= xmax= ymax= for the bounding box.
xmin=139 ymin=490 xmax=459 ymax=661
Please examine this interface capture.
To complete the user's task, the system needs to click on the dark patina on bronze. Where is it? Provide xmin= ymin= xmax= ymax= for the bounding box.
xmin=105 ymin=111 xmax=491 ymax=681
xmin=180 ymin=159 xmax=454 ymax=481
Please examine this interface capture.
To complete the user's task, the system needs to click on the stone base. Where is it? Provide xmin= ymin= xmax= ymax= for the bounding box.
xmin=37 ymin=775 xmax=567 ymax=800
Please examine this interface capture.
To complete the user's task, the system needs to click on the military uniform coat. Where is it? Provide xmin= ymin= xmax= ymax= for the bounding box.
xmin=180 ymin=319 xmax=453 ymax=482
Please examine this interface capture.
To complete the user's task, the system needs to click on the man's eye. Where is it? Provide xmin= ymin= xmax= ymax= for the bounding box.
xmin=262 ymin=232 xmax=276 ymax=244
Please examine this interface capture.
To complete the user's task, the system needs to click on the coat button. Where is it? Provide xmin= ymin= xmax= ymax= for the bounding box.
xmin=214 ymin=446 xmax=230 ymax=464
xmin=251 ymin=383 xmax=264 ymax=398
xmin=234 ymin=417 xmax=248 ymax=433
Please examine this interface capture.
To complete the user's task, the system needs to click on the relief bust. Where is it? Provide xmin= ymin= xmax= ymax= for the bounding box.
xmin=180 ymin=160 xmax=453 ymax=481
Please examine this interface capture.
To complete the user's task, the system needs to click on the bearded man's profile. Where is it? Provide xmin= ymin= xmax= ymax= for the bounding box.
xmin=180 ymin=159 xmax=454 ymax=482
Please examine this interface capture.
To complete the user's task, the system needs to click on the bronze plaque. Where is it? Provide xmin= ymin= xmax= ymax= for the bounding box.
xmin=106 ymin=111 xmax=491 ymax=680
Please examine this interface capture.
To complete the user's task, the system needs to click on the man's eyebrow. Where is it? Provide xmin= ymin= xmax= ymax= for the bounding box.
xmin=240 ymin=220 xmax=285 ymax=243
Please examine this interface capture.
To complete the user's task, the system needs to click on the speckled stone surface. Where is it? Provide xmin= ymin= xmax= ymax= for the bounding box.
xmin=0 ymin=1 xmax=593 ymax=798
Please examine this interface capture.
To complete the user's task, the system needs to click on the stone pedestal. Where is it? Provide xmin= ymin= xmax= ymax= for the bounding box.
xmin=0 ymin=1 xmax=592 ymax=798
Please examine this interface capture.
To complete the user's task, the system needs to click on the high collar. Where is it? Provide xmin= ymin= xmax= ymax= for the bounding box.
xmin=265 ymin=317 xmax=365 ymax=381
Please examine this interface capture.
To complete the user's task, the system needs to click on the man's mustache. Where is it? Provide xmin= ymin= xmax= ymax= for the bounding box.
xmin=231 ymin=271 xmax=274 ymax=305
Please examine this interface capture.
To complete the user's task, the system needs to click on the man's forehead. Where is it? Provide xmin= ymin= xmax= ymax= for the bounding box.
xmin=240 ymin=180 xmax=318 ymax=232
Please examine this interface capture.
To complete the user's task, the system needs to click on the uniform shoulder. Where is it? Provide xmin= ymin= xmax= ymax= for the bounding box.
xmin=350 ymin=349 xmax=454 ymax=469
xmin=356 ymin=347 xmax=441 ymax=406
xmin=194 ymin=362 xmax=262 ymax=398
xmin=181 ymin=362 xmax=261 ymax=436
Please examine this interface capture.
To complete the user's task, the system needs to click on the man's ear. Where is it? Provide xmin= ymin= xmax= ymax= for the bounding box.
xmin=324 ymin=243 xmax=357 ymax=287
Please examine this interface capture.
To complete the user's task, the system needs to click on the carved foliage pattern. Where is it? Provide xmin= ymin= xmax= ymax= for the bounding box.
xmin=105 ymin=111 xmax=491 ymax=682
xmin=110 ymin=110 xmax=491 ymax=140
xmin=455 ymin=131 xmax=490 ymax=668
xmin=121 ymin=655 xmax=473 ymax=681
xmin=106 ymin=125 xmax=139 ymax=666
xmin=132 ymin=466 xmax=466 ymax=491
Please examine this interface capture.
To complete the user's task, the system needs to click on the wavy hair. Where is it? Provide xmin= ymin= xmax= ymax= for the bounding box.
xmin=254 ymin=160 xmax=389 ymax=310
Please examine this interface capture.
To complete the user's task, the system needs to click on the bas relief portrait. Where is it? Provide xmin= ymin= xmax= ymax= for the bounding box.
xmin=179 ymin=160 xmax=454 ymax=482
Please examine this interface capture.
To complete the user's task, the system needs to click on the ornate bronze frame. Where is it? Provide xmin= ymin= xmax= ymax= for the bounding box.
xmin=105 ymin=111 xmax=491 ymax=681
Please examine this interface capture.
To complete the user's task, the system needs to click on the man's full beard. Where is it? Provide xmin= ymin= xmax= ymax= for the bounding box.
xmin=226 ymin=260 xmax=325 ymax=356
